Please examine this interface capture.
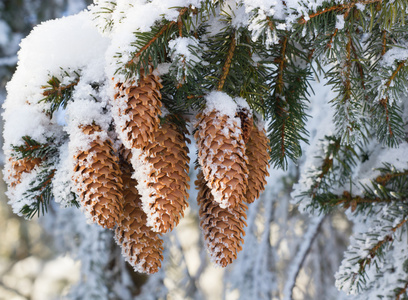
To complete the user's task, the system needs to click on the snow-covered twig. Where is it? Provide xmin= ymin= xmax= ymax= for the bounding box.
xmin=283 ymin=215 xmax=326 ymax=300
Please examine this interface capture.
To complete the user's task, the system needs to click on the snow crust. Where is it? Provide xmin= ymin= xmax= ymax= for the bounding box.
xmin=204 ymin=91 xmax=240 ymax=121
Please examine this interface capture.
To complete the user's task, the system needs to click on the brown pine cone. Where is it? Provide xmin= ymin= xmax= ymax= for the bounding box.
xmin=8 ymin=156 xmax=42 ymax=188
xmin=114 ymin=67 xmax=162 ymax=150
xmin=196 ymin=170 xmax=247 ymax=267
xmin=195 ymin=109 xmax=248 ymax=208
xmin=236 ymin=107 xmax=253 ymax=144
xmin=73 ymin=124 xmax=123 ymax=229
xmin=115 ymin=162 xmax=164 ymax=274
xmin=143 ymin=119 xmax=190 ymax=233
xmin=245 ymin=125 xmax=270 ymax=203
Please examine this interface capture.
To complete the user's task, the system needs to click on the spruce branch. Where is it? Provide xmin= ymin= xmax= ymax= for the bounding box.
xmin=311 ymin=163 xmax=408 ymax=212
xmin=336 ymin=202 xmax=408 ymax=294
xmin=217 ymin=32 xmax=236 ymax=91
xmin=123 ymin=7 xmax=190 ymax=77
xmin=40 ymin=71 xmax=80 ymax=117
xmin=298 ymin=0 xmax=382 ymax=25
xmin=266 ymin=33 xmax=311 ymax=169
xmin=396 ymin=281 xmax=408 ymax=300
xmin=298 ymin=135 xmax=361 ymax=213
xmin=20 ymin=168 xmax=56 ymax=219
xmin=381 ymin=30 xmax=387 ymax=55
xmin=356 ymin=218 xmax=407 ymax=276
xmin=11 ymin=136 xmax=56 ymax=160
xmin=369 ymin=58 xmax=406 ymax=146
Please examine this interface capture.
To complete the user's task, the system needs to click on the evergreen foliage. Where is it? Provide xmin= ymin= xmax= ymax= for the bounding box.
xmin=3 ymin=0 xmax=408 ymax=298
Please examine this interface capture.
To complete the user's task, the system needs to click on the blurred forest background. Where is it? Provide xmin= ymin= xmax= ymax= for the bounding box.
xmin=0 ymin=1 xmax=91 ymax=299
xmin=0 ymin=1 xmax=353 ymax=299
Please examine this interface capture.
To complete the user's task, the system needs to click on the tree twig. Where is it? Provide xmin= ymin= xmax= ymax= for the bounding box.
xmin=283 ymin=215 xmax=326 ymax=300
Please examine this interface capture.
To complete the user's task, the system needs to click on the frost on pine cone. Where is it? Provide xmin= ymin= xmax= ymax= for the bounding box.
xmin=8 ymin=156 xmax=42 ymax=188
xmin=196 ymin=171 xmax=247 ymax=267
xmin=195 ymin=109 xmax=248 ymax=208
xmin=73 ymin=124 xmax=123 ymax=229
xmin=115 ymin=160 xmax=163 ymax=274
xmin=245 ymin=125 xmax=270 ymax=203
xmin=143 ymin=118 xmax=190 ymax=233
xmin=113 ymin=67 xmax=163 ymax=150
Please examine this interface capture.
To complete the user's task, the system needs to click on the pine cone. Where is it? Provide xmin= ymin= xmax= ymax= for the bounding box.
xmin=245 ymin=125 xmax=270 ymax=203
xmin=236 ymin=107 xmax=253 ymax=144
xmin=73 ymin=124 xmax=123 ymax=229
xmin=115 ymin=162 xmax=164 ymax=274
xmin=196 ymin=170 xmax=247 ymax=267
xmin=8 ymin=156 xmax=42 ymax=188
xmin=143 ymin=119 xmax=190 ymax=233
xmin=195 ymin=109 xmax=248 ymax=208
xmin=114 ymin=67 xmax=162 ymax=150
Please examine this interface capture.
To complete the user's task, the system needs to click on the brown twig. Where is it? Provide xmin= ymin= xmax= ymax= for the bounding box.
xmin=217 ymin=33 xmax=236 ymax=91
xmin=357 ymin=218 xmax=407 ymax=274
xmin=386 ymin=60 xmax=405 ymax=88
xmin=326 ymin=28 xmax=338 ymax=49
xmin=335 ymin=191 xmax=392 ymax=212
xmin=126 ymin=7 xmax=189 ymax=66
xmin=375 ymin=171 xmax=408 ymax=186
xmin=350 ymin=38 xmax=366 ymax=90
xmin=379 ymin=60 xmax=406 ymax=137
xmin=396 ymin=281 xmax=408 ymax=300
xmin=42 ymin=80 xmax=79 ymax=97
xmin=381 ymin=30 xmax=387 ymax=56
xmin=274 ymin=36 xmax=289 ymax=159
xmin=299 ymin=0 xmax=382 ymax=25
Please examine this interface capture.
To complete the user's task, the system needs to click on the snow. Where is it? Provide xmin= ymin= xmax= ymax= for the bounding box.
xmin=169 ymin=37 xmax=201 ymax=62
xmin=203 ymin=91 xmax=239 ymax=119
xmin=381 ymin=47 xmax=408 ymax=67
xmin=336 ymin=15 xmax=345 ymax=30
xmin=2 ymin=0 xmax=408 ymax=298
xmin=3 ymin=10 xmax=109 ymax=149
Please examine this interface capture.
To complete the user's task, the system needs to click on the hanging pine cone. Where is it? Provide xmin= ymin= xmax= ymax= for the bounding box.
xmin=115 ymin=161 xmax=164 ymax=274
xmin=113 ymin=66 xmax=162 ymax=150
xmin=195 ymin=109 xmax=248 ymax=208
xmin=142 ymin=118 xmax=190 ymax=233
xmin=196 ymin=170 xmax=247 ymax=267
xmin=73 ymin=124 xmax=123 ymax=229
xmin=245 ymin=125 xmax=270 ymax=203
xmin=8 ymin=156 xmax=42 ymax=188
xmin=236 ymin=107 xmax=253 ymax=144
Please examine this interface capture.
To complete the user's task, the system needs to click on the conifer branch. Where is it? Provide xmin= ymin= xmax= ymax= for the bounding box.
xmin=350 ymin=41 xmax=366 ymax=90
xmin=178 ymin=12 xmax=183 ymax=37
xmin=334 ymin=191 xmax=391 ymax=212
xmin=385 ymin=60 xmax=405 ymax=88
xmin=276 ymin=36 xmax=288 ymax=160
xmin=355 ymin=218 xmax=407 ymax=275
xmin=41 ymin=73 xmax=80 ymax=117
xmin=217 ymin=33 xmax=236 ymax=91
xmin=21 ymin=168 xmax=56 ymax=219
xmin=396 ymin=281 xmax=408 ymax=300
xmin=326 ymin=28 xmax=338 ymax=49
xmin=266 ymin=16 xmax=275 ymax=32
xmin=310 ymin=138 xmax=340 ymax=198
xmin=378 ymin=60 xmax=406 ymax=138
xmin=12 ymin=136 xmax=55 ymax=160
xmin=381 ymin=30 xmax=387 ymax=55
xmin=127 ymin=7 xmax=189 ymax=65
xmin=375 ymin=170 xmax=408 ymax=186
xmin=299 ymin=0 xmax=382 ymax=25
xmin=345 ymin=34 xmax=352 ymax=99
